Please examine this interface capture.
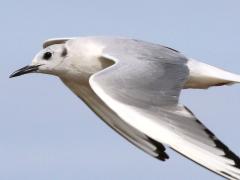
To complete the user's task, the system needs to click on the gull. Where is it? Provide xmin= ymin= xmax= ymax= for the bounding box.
xmin=10 ymin=36 xmax=240 ymax=179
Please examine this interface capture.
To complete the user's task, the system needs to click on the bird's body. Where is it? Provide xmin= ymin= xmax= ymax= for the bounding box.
xmin=10 ymin=36 xmax=240 ymax=179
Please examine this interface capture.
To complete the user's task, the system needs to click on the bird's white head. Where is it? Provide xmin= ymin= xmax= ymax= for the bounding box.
xmin=10 ymin=44 xmax=69 ymax=78
xmin=33 ymin=44 xmax=70 ymax=75
xmin=10 ymin=38 xmax=113 ymax=81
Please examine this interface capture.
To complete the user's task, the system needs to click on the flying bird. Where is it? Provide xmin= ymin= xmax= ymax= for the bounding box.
xmin=10 ymin=37 xmax=240 ymax=179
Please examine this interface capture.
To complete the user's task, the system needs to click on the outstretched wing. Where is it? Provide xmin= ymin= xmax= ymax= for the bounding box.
xmin=89 ymin=39 xmax=240 ymax=179
xmin=61 ymin=79 xmax=169 ymax=161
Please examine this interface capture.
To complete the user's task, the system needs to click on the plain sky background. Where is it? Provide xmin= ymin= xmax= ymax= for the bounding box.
xmin=1 ymin=0 xmax=240 ymax=180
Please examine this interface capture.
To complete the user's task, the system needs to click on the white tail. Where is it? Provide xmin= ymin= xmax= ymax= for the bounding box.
xmin=184 ymin=59 xmax=240 ymax=89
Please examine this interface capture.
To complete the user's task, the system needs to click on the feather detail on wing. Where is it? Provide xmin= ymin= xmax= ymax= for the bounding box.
xmin=87 ymin=38 xmax=240 ymax=179
xmin=61 ymin=79 xmax=169 ymax=161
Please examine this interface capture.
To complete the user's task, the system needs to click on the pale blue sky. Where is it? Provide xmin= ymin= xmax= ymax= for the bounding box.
xmin=1 ymin=0 xmax=240 ymax=179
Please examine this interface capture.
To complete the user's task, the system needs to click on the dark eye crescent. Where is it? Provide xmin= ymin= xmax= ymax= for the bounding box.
xmin=43 ymin=52 xmax=52 ymax=60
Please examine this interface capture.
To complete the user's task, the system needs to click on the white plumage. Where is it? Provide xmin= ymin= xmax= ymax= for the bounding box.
xmin=10 ymin=36 xmax=240 ymax=179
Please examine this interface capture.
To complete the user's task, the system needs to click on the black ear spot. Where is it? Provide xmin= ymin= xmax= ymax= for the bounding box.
xmin=43 ymin=52 xmax=52 ymax=60
xmin=61 ymin=47 xmax=68 ymax=57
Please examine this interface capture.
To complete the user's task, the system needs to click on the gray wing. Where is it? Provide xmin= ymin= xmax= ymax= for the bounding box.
xmin=91 ymin=39 xmax=188 ymax=107
xmin=89 ymin=39 xmax=240 ymax=179
xmin=61 ymin=79 xmax=169 ymax=161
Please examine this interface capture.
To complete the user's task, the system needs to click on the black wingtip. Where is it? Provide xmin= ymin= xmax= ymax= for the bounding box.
xmin=147 ymin=137 xmax=169 ymax=161
xmin=185 ymin=106 xmax=240 ymax=169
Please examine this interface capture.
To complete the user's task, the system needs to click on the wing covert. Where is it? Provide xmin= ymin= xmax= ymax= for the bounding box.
xmin=88 ymin=38 xmax=240 ymax=179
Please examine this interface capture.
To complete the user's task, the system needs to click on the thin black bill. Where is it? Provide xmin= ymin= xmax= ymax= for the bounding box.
xmin=9 ymin=65 xmax=41 ymax=78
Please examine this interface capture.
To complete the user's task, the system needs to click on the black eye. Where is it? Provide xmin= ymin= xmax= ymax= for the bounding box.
xmin=43 ymin=52 xmax=52 ymax=60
